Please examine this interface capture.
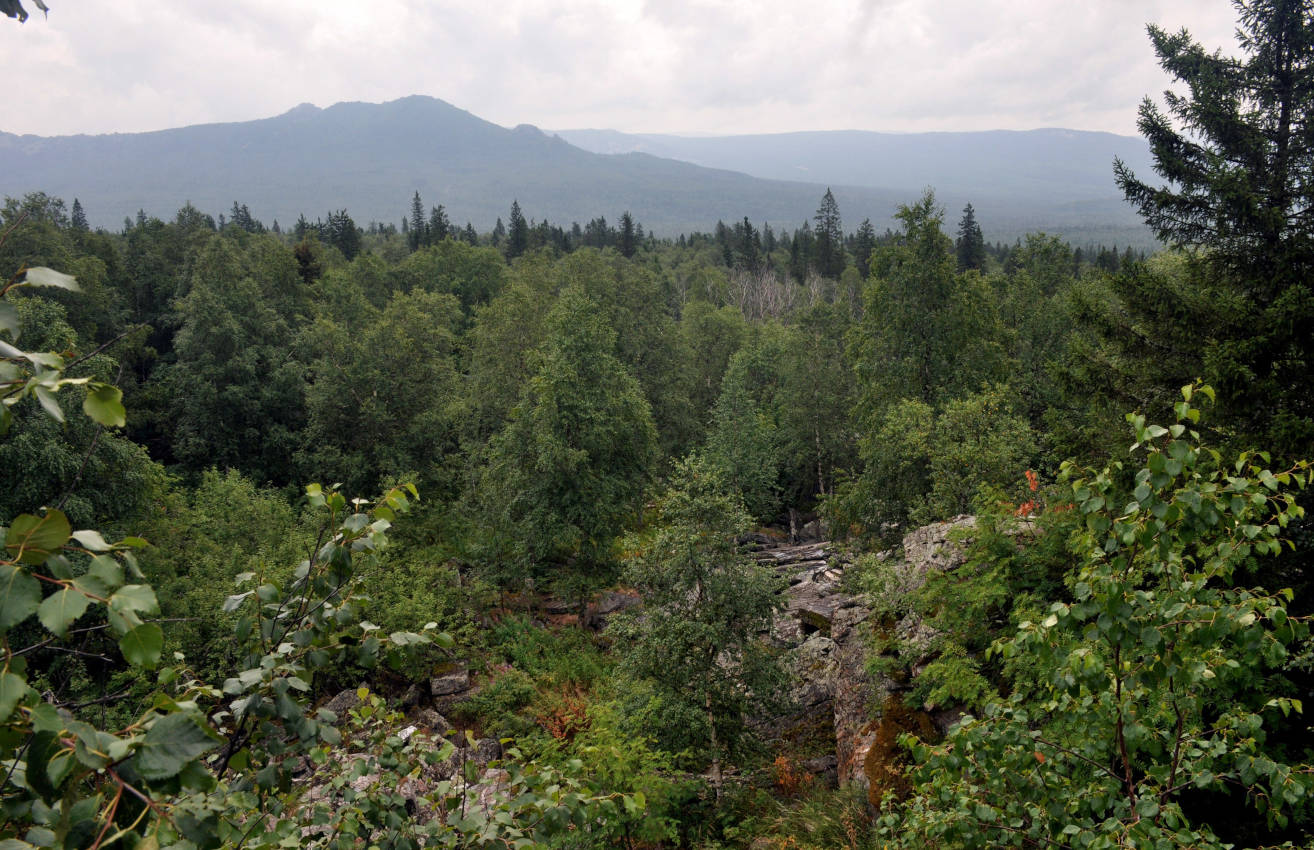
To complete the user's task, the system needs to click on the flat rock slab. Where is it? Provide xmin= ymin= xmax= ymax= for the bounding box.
xmin=430 ymin=668 xmax=471 ymax=697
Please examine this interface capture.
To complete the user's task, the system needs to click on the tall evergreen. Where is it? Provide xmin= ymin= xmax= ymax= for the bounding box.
xmin=1110 ymin=0 xmax=1314 ymax=454
xmin=506 ymin=201 xmax=529 ymax=260
xmin=955 ymin=203 xmax=986 ymax=272
xmin=428 ymin=204 xmax=449 ymax=242
xmin=812 ymin=188 xmax=845 ymax=278
xmin=734 ymin=217 xmax=761 ymax=271
xmin=408 ymin=190 xmax=426 ymax=252
xmin=69 ymin=198 xmax=88 ymax=232
xmin=618 ymin=211 xmax=637 ymax=258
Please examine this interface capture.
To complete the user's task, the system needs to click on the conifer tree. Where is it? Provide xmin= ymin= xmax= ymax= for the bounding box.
xmin=1108 ymin=0 xmax=1314 ymax=454
xmin=955 ymin=203 xmax=986 ymax=272
xmin=812 ymin=188 xmax=845 ymax=278
xmin=789 ymin=222 xmax=813 ymax=283
xmin=69 ymin=197 xmax=88 ymax=232
xmin=428 ymin=204 xmax=449 ymax=241
xmin=618 ymin=210 xmax=637 ymax=258
xmin=506 ymin=200 xmax=529 ymax=260
xmin=408 ymin=190 xmax=426 ymax=252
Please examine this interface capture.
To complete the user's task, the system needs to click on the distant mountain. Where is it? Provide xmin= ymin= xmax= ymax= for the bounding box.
xmin=557 ymin=127 xmax=1159 ymax=247
xmin=0 ymin=96 xmax=1155 ymax=246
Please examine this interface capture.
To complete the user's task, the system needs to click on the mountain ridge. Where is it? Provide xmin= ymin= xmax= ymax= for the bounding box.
xmin=0 ymin=95 xmax=1155 ymax=245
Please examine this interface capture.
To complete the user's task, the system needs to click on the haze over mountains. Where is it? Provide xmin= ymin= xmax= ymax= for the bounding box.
xmin=1 ymin=95 xmax=1155 ymax=246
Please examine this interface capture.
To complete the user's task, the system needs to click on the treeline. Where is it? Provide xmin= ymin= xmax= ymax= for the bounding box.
xmin=0 ymin=184 xmax=1159 ymax=550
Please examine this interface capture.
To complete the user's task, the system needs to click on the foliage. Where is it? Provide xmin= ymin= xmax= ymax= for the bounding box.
xmin=610 ymin=455 xmax=785 ymax=798
xmin=837 ymin=386 xmax=1035 ymax=538
xmin=881 ymin=386 xmax=1314 ymax=848
xmin=139 ymin=469 xmax=309 ymax=680
xmin=1 ymin=265 xmax=125 ymax=436
xmin=703 ymin=351 xmax=785 ymax=522
xmin=1112 ymin=0 xmax=1314 ymax=456
xmin=477 ymin=285 xmax=657 ymax=596
xmin=298 ymin=288 xmax=464 ymax=497
xmin=849 ymin=190 xmax=1009 ymax=414
xmin=161 ymin=235 xmax=307 ymax=484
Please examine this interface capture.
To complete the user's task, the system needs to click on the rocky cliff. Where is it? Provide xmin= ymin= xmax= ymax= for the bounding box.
xmin=764 ymin=516 xmax=977 ymax=800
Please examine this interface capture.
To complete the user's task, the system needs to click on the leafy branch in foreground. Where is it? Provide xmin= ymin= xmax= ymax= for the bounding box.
xmin=1 ymin=263 xmax=125 ymax=435
xmin=882 ymin=384 xmax=1313 ymax=849
xmin=2 ymin=268 xmax=643 ymax=848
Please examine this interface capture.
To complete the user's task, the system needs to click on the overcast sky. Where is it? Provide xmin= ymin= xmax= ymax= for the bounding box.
xmin=1 ymin=0 xmax=1241 ymax=139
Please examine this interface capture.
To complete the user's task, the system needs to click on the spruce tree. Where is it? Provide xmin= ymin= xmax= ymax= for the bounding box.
xmin=955 ymin=203 xmax=986 ymax=272
xmin=506 ymin=201 xmax=529 ymax=260
xmin=812 ymin=188 xmax=845 ymax=278
xmin=408 ymin=190 xmax=426 ymax=252
xmin=789 ymin=222 xmax=813 ymax=283
xmin=69 ymin=197 xmax=88 ymax=232
xmin=618 ymin=211 xmax=637 ymax=258
xmin=428 ymin=204 xmax=449 ymax=242
xmin=1109 ymin=0 xmax=1314 ymax=454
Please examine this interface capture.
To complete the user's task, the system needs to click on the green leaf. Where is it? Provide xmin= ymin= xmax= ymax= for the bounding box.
xmin=33 ymin=385 xmax=63 ymax=423
xmin=135 ymin=713 xmax=219 ymax=782
xmin=5 ymin=510 xmax=71 ymax=565
xmin=110 ymin=584 xmax=159 ymax=617
xmin=24 ymin=351 xmax=62 ymax=369
xmin=21 ymin=268 xmax=79 ymax=291
xmin=119 ymin=623 xmax=163 ymax=668
xmin=0 ymin=670 xmax=27 ymax=721
xmin=37 ymin=587 xmax=90 ymax=637
xmin=82 ymin=383 xmax=125 ymax=428
xmin=86 ymin=555 xmax=124 ymax=589
xmin=71 ymin=529 xmax=111 ymax=552
xmin=0 ymin=563 xmax=41 ymax=631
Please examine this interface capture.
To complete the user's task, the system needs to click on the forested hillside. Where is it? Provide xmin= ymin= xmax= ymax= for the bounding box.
xmin=1 ymin=97 xmax=1153 ymax=246
xmin=556 ymin=126 xmax=1157 ymax=246
xmin=2 ymin=0 xmax=1312 ymax=848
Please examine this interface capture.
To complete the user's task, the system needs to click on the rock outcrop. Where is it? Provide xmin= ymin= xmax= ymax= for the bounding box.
xmin=768 ymin=516 xmax=976 ymax=797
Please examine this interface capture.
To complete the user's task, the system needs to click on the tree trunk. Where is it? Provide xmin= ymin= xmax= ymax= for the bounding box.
xmin=706 ymin=691 xmax=722 ymax=803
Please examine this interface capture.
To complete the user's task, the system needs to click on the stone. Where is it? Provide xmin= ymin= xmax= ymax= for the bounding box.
xmin=415 ymin=708 xmax=453 ymax=735
xmin=470 ymin=737 xmax=502 ymax=767
xmin=754 ymin=542 xmax=831 ymax=567
xmin=900 ymin=515 xmax=975 ymax=582
xmin=790 ymin=634 xmax=838 ymax=707
xmin=588 ymin=590 xmax=642 ymax=629
xmin=592 ymin=589 xmax=641 ymax=616
xmin=799 ymin=518 xmax=828 ymax=542
xmin=324 ymin=687 xmax=362 ymax=721
xmin=430 ymin=666 xmax=471 ymax=697
xmin=399 ymin=683 xmax=424 ymax=708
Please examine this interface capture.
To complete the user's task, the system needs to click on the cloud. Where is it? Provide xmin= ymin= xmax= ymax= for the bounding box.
xmin=0 ymin=0 xmax=1242 ymax=139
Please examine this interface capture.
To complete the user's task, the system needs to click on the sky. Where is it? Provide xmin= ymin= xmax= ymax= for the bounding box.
xmin=1 ymin=0 xmax=1242 ymax=139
